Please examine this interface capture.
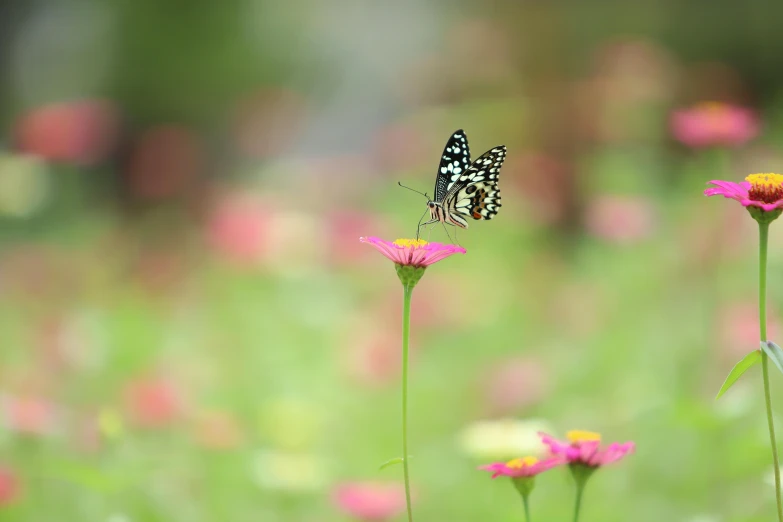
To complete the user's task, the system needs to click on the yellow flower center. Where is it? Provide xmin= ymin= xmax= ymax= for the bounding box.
xmin=393 ymin=238 xmax=428 ymax=248
xmin=506 ymin=456 xmax=539 ymax=469
xmin=697 ymin=101 xmax=727 ymax=113
xmin=566 ymin=430 xmax=602 ymax=443
xmin=746 ymin=173 xmax=783 ymax=204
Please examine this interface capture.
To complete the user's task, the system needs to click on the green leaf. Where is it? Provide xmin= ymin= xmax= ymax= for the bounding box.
xmin=762 ymin=341 xmax=783 ymax=375
xmin=378 ymin=456 xmax=412 ymax=471
xmin=716 ymin=350 xmax=761 ymax=399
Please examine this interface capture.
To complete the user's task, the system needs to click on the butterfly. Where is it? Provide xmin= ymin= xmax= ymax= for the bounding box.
xmin=421 ymin=129 xmax=506 ymax=231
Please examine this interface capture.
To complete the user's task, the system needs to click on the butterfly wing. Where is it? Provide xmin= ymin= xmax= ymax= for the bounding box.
xmin=447 ymin=145 xmax=506 ymax=221
xmin=434 ymin=130 xmax=472 ymax=202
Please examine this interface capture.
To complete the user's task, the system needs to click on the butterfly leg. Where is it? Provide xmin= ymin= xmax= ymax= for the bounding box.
xmin=415 ymin=209 xmax=431 ymax=241
xmin=440 ymin=220 xmax=457 ymax=245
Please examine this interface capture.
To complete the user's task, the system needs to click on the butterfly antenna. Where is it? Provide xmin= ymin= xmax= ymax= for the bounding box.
xmin=398 ymin=182 xmax=430 ymax=200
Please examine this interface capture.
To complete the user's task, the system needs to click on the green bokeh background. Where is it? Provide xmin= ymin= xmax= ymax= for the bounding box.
xmin=2 ymin=1 xmax=783 ymax=521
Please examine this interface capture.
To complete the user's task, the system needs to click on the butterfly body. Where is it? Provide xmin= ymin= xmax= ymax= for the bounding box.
xmin=421 ymin=130 xmax=505 ymax=231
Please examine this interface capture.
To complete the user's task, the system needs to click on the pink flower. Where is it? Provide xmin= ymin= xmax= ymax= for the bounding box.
xmin=705 ymin=173 xmax=783 ymax=212
xmin=540 ymin=431 xmax=634 ymax=468
xmin=359 ymin=237 xmax=466 ymax=268
xmin=193 ymin=410 xmax=244 ymax=450
xmin=0 ymin=466 xmax=20 ymax=506
xmin=0 ymin=395 xmax=59 ymax=436
xmin=14 ymin=99 xmax=120 ymax=165
xmin=332 ymin=482 xmax=407 ymax=521
xmin=207 ymin=193 xmax=271 ymax=265
xmin=482 ymin=357 xmax=550 ymax=416
xmin=584 ymin=195 xmax=656 ymax=244
xmin=124 ymin=376 xmax=184 ymax=428
xmin=479 ymin=455 xmax=563 ymax=479
xmin=671 ymin=102 xmax=759 ymax=148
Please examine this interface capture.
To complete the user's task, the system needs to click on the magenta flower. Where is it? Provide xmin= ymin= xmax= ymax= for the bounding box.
xmin=671 ymin=102 xmax=759 ymax=148
xmin=332 ymin=482 xmax=407 ymax=521
xmin=359 ymin=237 xmax=466 ymax=268
xmin=705 ymin=173 xmax=783 ymax=213
xmin=479 ymin=456 xmax=563 ymax=479
xmin=539 ymin=430 xmax=635 ymax=468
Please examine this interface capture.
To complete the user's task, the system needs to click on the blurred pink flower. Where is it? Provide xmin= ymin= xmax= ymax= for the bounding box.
xmin=483 ymin=357 xmax=550 ymax=416
xmin=207 ymin=193 xmax=271 ymax=265
xmin=325 ymin=210 xmax=392 ymax=268
xmin=124 ymin=377 xmax=183 ymax=428
xmin=15 ymin=99 xmax=119 ymax=165
xmin=479 ymin=455 xmax=563 ymax=479
xmin=360 ymin=237 xmax=465 ymax=268
xmin=193 ymin=410 xmax=244 ymax=450
xmin=126 ymin=125 xmax=204 ymax=199
xmin=671 ymin=102 xmax=758 ymax=148
xmin=540 ymin=431 xmax=634 ymax=468
xmin=0 ymin=466 xmax=20 ymax=506
xmin=512 ymin=152 xmax=572 ymax=226
xmin=705 ymin=174 xmax=783 ymax=213
xmin=720 ymin=302 xmax=780 ymax=360
xmin=585 ymin=195 xmax=656 ymax=244
xmin=232 ymin=88 xmax=308 ymax=158
xmin=332 ymin=482 xmax=407 ymax=521
xmin=0 ymin=395 xmax=58 ymax=436
xmin=345 ymin=325 xmax=406 ymax=387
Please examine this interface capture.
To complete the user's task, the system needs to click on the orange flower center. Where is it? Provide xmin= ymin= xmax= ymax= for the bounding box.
xmin=506 ymin=456 xmax=539 ymax=469
xmin=746 ymin=173 xmax=783 ymax=204
xmin=393 ymin=239 xmax=428 ymax=248
xmin=567 ymin=430 xmax=602 ymax=443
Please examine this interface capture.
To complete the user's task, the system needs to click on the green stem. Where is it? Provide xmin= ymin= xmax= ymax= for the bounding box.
xmin=759 ymin=221 xmax=783 ymax=522
xmin=572 ymin=482 xmax=585 ymax=522
xmin=401 ymin=283 xmax=414 ymax=522
xmin=522 ymin=493 xmax=531 ymax=522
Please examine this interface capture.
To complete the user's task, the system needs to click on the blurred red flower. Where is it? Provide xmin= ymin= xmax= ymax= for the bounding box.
xmin=15 ymin=99 xmax=119 ymax=165
xmin=124 ymin=376 xmax=183 ymax=428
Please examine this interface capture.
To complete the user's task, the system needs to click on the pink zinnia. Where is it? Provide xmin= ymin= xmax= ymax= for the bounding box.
xmin=332 ymin=481 xmax=407 ymax=521
xmin=705 ymin=173 xmax=783 ymax=213
xmin=671 ymin=102 xmax=759 ymax=148
xmin=359 ymin=237 xmax=466 ymax=268
xmin=479 ymin=455 xmax=563 ymax=479
xmin=0 ymin=466 xmax=20 ymax=506
xmin=540 ymin=430 xmax=634 ymax=468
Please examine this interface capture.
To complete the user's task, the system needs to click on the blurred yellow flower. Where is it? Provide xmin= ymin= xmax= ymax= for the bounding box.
xmin=259 ymin=398 xmax=322 ymax=451
xmin=458 ymin=418 xmax=554 ymax=460
xmin=251 ymin=449 xmax=328 ymax=492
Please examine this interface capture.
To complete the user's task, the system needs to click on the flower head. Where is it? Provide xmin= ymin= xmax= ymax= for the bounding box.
xmin=332 ymin=481 xmax=407 ymax=521
xmin=705 ymin=173 xmax=783 ymax=223
xmin=671 ymin=102 xmax=759 ymax=148
xmin=359 ymin=237 xmax=466 ymax=268
xmin=539 ymin=430 xmax=635 ymax=468
xmin=479 ymin=455 xmax=563 ymax=479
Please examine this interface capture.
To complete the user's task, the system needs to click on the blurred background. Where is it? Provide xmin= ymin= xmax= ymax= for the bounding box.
xmin=1 ymin=1 xmax=783 ymax=521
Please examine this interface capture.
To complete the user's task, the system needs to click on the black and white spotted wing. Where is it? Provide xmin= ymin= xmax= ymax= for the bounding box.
xmin=447 ymin=146 xmax=506 ymax=221
xmin=433 ymin=130 xmax=472 ymax=202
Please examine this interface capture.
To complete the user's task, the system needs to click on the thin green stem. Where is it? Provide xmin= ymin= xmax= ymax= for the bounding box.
xmin=522 ymin=494 xmax=531 ymax=522
xmin=759 ymin=221 xmax=783 ymax=522
xmin=572 ymin=482 xmax=585 ymax=522
xmin=401 ymin=283 xmax=414 ymax=522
